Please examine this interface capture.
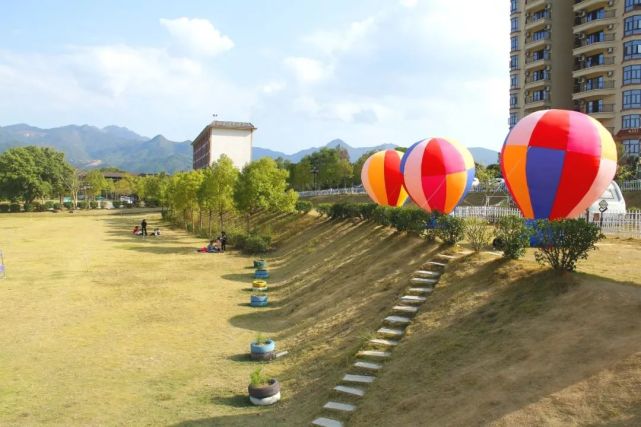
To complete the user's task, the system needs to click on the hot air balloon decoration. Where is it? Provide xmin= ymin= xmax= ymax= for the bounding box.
xmin=361 ymin=150 xmax=408 ymax=207
xmin=401 ymin=138 xmax=475 ymax=214
xmin=501 ymin=109 xmax=617 ymax=220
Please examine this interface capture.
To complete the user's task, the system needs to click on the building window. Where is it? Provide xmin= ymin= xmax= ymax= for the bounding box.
xmin=586 ymin=99 xmax=604 ymax=113
xmin=511 ymin=36 xmax=519 ymax=51
xmin=509 ymin=113 xmax=518 ymax=127
xmin=510 ymin=94 xmax=518 ymax=107
xmin=511 ymin=17 xmax=519 ymax=32
xmin=625 ymin=15 xmax=641 ymax=35
xmin=623 ymin=114 xmax=641 ymax=129
xmin=511 ymin=74 xmax=519 ymax=88
xmin=624 ymin=40 xmax=641 ymax=60
xmin=624 ymin=89 xmax=641 ymax=109
xmin=586 ymin=8 xmax=605 ymax=22
xmin=624 ymin=65 xmax=641 ymax=84
xmin=626 ymin=0 xmax=641 ymax=13
xmin=623 ymin=139 xmax=640 ymax=156
xmin=510 ymin=55 xmax=519 ymax=70
xmin=585 ymin=53 xmax=605 ymax=67
xmin=586 ymin=31 xmax=605 ymax=45
xmin=532 ymin=30 xmax=549 ymax=41
xmin=511 ymin=0 xmax=518 ymax=13
xmin=533 ymin=89 xmax=546 ymax=101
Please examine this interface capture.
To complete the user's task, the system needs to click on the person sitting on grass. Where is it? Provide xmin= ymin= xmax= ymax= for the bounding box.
xmin=207 ymin=239 xmax=221 ymax=253
xmin=151 ymin=228 xmax=161 ymax=236
xmin=132 ymin=225 xmax=141 ymax=235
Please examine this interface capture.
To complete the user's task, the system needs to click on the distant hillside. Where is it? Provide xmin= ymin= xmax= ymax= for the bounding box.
xmin=0 ymin=123 xmax=500 ymax=172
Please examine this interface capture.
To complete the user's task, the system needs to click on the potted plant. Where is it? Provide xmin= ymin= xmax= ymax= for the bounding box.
xmin=248 ymin=368 xmax=280 ymax=406
xmin=250 ymin=333 xmax=276 ymax=361
xmin=252 ymin=279 xmax=268 ymax=291
xmin=254 ymin=259 xmax=267 ymax=269
xmin=254 ymin=269 xmax=269 ymax=279
xmin=250 ymin=294 xmax=268 ymax=307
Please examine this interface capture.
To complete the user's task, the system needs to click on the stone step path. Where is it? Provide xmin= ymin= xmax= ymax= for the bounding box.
xmin=312 ymin=417 xmax=343 ymax=427
xmin=377 ymin=327 xmax=405 ymax=337
xmin=354 ymin=361 xmax=382 ymax=370
xmin=312 ymin=253 xmax=453 ymax=425
xmin=334 ymin=385 xmax=365 ymax=397
xmin=343 ymin=374 xmax=376 ymax=384
xmin=414 ymin=270 xmax=441 ymax=277
xmin=392 ymin=305 xmax=418 ymax=313
xmin=369 ymin=338 xmax=399 ymax=346
xmin=324 ymin=401 xmax=356 ymax=412
xmin=408 ymin=287 xmax=433 ymax=294
xmin=384 ymin=315 xmax=411 ymax=324
xmin=357 ymin=350 xmax=391 ymax=358
xmin=400 ymin=295 xmax=427 ymax=304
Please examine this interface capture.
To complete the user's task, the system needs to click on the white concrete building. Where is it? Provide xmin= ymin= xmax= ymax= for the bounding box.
xmin=192 ymin=121 xmax=256 ymax=170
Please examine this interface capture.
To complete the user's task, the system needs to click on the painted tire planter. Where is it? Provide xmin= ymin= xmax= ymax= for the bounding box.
xmin=249 ymin=391 xmax=281 ymax=406
xmin=248 ymin=379 xmax=280 ymax=400
xmin=254 ymin=269 xmax=269 ymax=279
xmin=250 ymin=294 xmax=268 ymax=307
xmin=252 ymin=280 xmax=268 ymax=291
xmin=251 ymin=339 xmax=275 ymax=354
xmin=253 ymin=260 xmax=267 ymax=269
xmin=250 ymin=351 xmax=275 ymax=361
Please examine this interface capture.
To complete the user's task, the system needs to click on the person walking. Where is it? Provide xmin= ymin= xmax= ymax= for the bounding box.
xmin=220 ymin=231 xmax=227 ymax=252
xmin=141 ymin=219 xmax=148 ymax=237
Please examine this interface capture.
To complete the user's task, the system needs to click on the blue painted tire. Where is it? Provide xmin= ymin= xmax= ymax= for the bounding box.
xmin=251 ymin=339 xmax=275 ymax=354
xmin=255 ymin=270 xmax=269 ymax=279
xmin=250 ymin=295 xmax=268 ymax=307
xmin=250 ymin=300 xmax=268 ymax=307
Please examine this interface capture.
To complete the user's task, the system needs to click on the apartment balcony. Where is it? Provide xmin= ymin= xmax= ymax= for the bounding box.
xmin=573 ymin=32 xmax=615 ymax=55
xmin=525 ymin=32 xmax=551 ymax=48
xmin=573 ymin=0 xmax=611 ymax=12
xmin=624 ymin=2 xmax=641 ymax=14
xmin=525 ymin=52 xmax=551 ymax=69
xmin=574 ymin=102 xmax=615 ymax=119
xmin=573 ymin=79 xmax=616 ymax=99
xmin=525 ymin=73 xmax=550 ymax=88
xmin=525 ymin=93 xmax=551 ymax=109
xmin=526 ymin=0 xmax=550 ymax=11
xmin=573 ymin=55 xmax=615 ymax=78
xmin=573 ymin=10 xmax=617 ymax=33
xmin=525 ymin=11 xmax=552 ymax=30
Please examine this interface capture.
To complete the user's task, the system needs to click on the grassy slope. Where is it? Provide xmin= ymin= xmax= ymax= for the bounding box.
xmin=349 ymin=252 xmax=641 ymax=426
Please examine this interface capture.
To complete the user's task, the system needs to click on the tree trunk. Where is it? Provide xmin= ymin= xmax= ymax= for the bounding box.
xmin=208 ymin=210 xmax=213 ymax=237
xmin=219 ymin=211 xmax=224 ymax=232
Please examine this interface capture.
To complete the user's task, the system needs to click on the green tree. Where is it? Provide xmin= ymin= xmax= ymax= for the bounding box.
xmin=234 ymin=158 xmax=298 ymax=230
xmin=352 ymin=150 xmax=376 ymax=186
xmin=168 ymin=171 xmax=204 ymax=231
xmin=198 ymin=155 xmax=239 ymax=235
xmin=65 ymin=169 xmax=83 ymax=209
xmin=84 ymin=170 xmax=109 ymax=205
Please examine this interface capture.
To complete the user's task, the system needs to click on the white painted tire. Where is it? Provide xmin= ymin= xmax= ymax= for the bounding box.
xmin=249 ymin=392 xmax=281 ymax=406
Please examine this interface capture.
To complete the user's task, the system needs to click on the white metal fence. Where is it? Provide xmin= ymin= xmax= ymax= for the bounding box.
xmin=298 ymin=187 xmax=366 ymax=197
xmin=618 ymin=180 xmax=641 ymax=191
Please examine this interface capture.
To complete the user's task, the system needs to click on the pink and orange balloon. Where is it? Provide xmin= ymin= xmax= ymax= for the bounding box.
xmin=501 ymin=109 xmax=617 ymax=219
xmin=401 ymin=138 xmax=475 ymax=214
xmin=361 ymin=150 xmax=408 ymax=207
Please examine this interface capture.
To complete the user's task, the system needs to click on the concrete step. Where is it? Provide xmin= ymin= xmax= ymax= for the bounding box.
xmin=323 ymin=401 xmax=356 ymax=412
xmin=408 ymin=287 xmax=433 ymax=294
xmin=369 ymin=338 xmax=399 ymax=346
xmin=334 ymin=385 xmax=365 ymax=397
xmin=392 ymin=305 xmax=418 ymax=313
xmin=357 ymin=350 xmax=391 ymax=358
xmin=424 ymin=261 xmax=447 ymax=268
xmin=343 ymin=374 xmax=376 ymax=384
xmin=312 ymin=417 xmax=343 ymax=427
xmin=414 ymin=270 xmax=441 ymax=277
xmin=438 ymin=254 xmax=456 ymax=259
xmin=354 ymin=361 xmax=382 ymax=370
xmin=400 ymin=295 xmax=427 ymax=304
xmin=377 ymin=327 xmax=405 ymax=337
xmin=410 ymin=277 xmax=438 ymax=285
xmin=384 ymin=315 xmax=411 ymax=324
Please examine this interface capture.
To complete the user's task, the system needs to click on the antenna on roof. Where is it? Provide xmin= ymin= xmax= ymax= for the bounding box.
xmin=212 ymin=114 xmax=218 ymax=118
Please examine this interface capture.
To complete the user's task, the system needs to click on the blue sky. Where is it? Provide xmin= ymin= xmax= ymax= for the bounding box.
xmin=0 ymin=0 xmax=509 ymax=152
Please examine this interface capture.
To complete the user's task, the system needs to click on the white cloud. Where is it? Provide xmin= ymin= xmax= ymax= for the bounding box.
xmin=304 ymin=16 xmax=377 ymax=56
xmin=284 ymin=57 xmax=334 ymax=83
xmin=159 ymin=17 xmax=234 ymax=56
xmin=262 ymin=81 xmax=286 ymax=94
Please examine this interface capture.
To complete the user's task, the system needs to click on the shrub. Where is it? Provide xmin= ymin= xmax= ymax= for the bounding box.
xmin=112 ymin=200 xmax=122 ymax=208
xmin=9 ymin=203 xmax=21 ymax=213
xmin=242 ymin=233 xmax=271 ymax=254
xmin=44 ymin=201 xmax=54 ymax=210
xmin=125 ymin=203 xmax=133 ymax=209
xmin=358 ymin=203 xmax=377 ymax=220
xmin=316 ymin=203 xmax=332 ymax=217
xmin=63 ymin=202 xmax=73 ymax=210
xmin=495 ymin=216 xmax=530 ymax=259
xmin=0 ymin=204 xmax=10 ymax=213
xmin=145 ymin=199 xmax=159 ymax=208
xmin=533 ymin=219 xmax=604 ymax=272
xmin=135 ymin=200 xmax=145 ymax=208
xmin=77 ymin=201 xmax=88 ymax=209
xmin=89 ymin=201 xmax=99 ymax=209
xmin=295 ymin=200 xmax=313 ymax=214
xmin=250 ymin=368 xmax=269 ymax=386
xmin=33 ymin=202 xmax=45 ymax=212
xmin=435 ymin=215 xmax=466 ymax=245
xmin=465 ymin=218 xmax=492 ymax=252
xmin=53 ymin=202 xmax=62 ymax=210
xmin=372 ymin=206 xmax=393 ymax=226
xmin=23 ymin=203 xmax=35 ymax=212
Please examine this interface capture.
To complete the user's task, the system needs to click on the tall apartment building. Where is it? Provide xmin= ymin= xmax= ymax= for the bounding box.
xmin=192 ymin=121 xmax=256 ymax=170
xmin=510 ymin=0 xmax=641 ymax=157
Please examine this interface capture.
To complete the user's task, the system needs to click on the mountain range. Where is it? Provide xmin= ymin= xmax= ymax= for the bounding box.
xmin=0 ymin=123 xmax=499 ymax=173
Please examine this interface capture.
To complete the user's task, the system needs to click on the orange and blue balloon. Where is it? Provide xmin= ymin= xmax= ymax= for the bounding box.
xmin=401 ymin=138 xmax=475 ymax=214
xmin=501 ymin=109 xmax=617 ymax=220
xmin=361 ymin=150 xmax=408 ymax=207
